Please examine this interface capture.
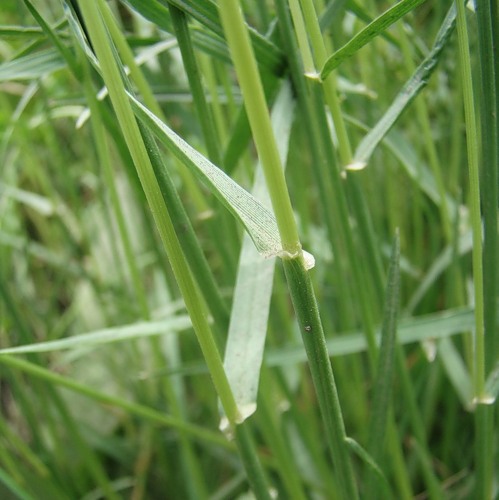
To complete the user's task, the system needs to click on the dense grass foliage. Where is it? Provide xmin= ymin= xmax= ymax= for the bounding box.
xmin=0 ymin=1 xmax=497 ymax=499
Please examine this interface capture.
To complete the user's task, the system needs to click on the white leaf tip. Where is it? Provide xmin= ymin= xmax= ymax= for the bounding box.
xmin=346 ymin=160 xmax=367 ymax=171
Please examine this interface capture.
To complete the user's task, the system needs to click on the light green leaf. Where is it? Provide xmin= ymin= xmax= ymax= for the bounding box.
xmin=438 ymin=337 xmax=473 ymax=410
xmin=320 ymin=0 xmax=427 ymax=79
xmin=222 ymin=82 xmax=294 ymax=422
xmin=0 ymin=48 xmax=65 ymax=81
xmin=266 ymin=306 xmax=478 ymax=366
xmin=0 ymin=315 xmax=191 ymax=355
xmin=130 ymin=93 xmax=284 ymax=259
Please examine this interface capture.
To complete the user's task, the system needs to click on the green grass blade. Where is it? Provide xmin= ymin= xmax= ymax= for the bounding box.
xmin=130 ymin=95 xmax=291 ymax=260
xmin=0 ymin=48 xmax=64 ymax=81
xmin=364 ymin=232 xmax=400 ymax=496
xmin=266 ymin=306 xmax=480 ymax=366
xmin=320 ymin=0 xmax=426 ymax=79
xmin=160 ymin=0 xmax=285 ymax=74
xmin=352 ymin=5 xmax=456 ymax=167
xmin=438 ymin=337 xmax=473 ymax=410
xmin=0 ymin=354 xmax=230 ymax=449
xmin=0 ymin=316 xmax=191 ymax=355
xmin=0 ymin=468 xmax=36 ymax=500
xmin=345 ymin=437 xmax=392 ymax=499
xmin=222 ymin=82 xmax=294 ymax=421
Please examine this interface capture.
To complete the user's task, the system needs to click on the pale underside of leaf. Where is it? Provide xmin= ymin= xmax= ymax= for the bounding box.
xmin=130 ymin=92 xmax=285 ymax=259
xmin=221 ymin=81 xmax=295 ymax=424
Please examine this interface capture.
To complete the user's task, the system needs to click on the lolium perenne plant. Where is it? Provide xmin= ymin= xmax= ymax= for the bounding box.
xmin=0 ymin=0 xmax=497 ymax=499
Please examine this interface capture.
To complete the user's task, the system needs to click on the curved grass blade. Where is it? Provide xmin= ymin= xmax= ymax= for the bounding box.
xmin=345 ymin=438 xmax=393 ymax=499
xmin=130 ymin=94 xmax=284 ymax=259
xmin=0 ymin=315 xmax=191 ymax=355
xmin=352 ymin=4 xmax=456 ymax=168
xmin=0 ymin=354 xmax=231 ymax=449
xmin=320 ymin=0 xmax=427 ymax=79
xmin=222 ymin=82 xmax=294 ymax=422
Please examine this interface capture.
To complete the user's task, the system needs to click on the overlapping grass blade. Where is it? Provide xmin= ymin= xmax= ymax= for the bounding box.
xmin=345 ymin=438 xmax=392 ymax=499
xmin=0 ymin=315 xmax=191 ymax=355
xmin=438 ymin=338 xmax=473 ymax=409
xmin=266 ymin=306 xmax=478 ymax=366
xmin=0 ymin=354 xmax=230 ymax=448
xmin=130 ymin=95 xmax=284 ymax=259
xmin=352 ymin=4 xmax=456 ymax=167
xmin=124 ymin=0 xmax=284 ymax=73
xmin=222 ymin=82 xmax=294 ymax=422
xmin=0 ymin=48 xmax=64 ymax=81
xmin=320 ymin=0 xmax=426 ymax=79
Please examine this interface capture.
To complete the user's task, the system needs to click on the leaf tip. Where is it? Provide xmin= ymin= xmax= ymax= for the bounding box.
xmin=346 ymin=160 xmax=367 ymax=171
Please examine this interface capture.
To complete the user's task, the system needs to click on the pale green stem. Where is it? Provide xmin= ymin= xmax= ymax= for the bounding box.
xmin=455 ymin=0 xmax=485 ymax=400
xmin=293 ymin=0 xmax=353 ymax=166
xmin=217 ymin=0 xmax=300 ymax=254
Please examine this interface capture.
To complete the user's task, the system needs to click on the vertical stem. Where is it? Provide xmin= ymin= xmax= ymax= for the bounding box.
xmin=218 ymin=2 xmax=358 ymax=497
xmin=456 ymin=3 xmax=494 ymax=499
xmin=283 ymin=256 xmax=359 ymax=499
xmin=456 ymin=0 xmax=485 ymax=404
xmin=217 ymin=0 xmax=300 ymax=253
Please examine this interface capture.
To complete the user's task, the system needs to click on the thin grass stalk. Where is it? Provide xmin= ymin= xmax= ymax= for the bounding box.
xmin=475 ymin=0 xmax=498 ymax=377
xmin=167 ymin=3 xmax=222 ymax=166
xmin=83 ymin=0 xmax=232 ymax=423
xmin=290 ymin=0 xmax=352 ymax=166
xmin=274 ymin=0 xmax=357 ymax=325
xmin=287 ymin=0 xmax=385 ymax=341
xmin=0 ymin=354 xmax=231 ymax=448
xmin=217 ymin=1 xmax=358 ymax=497
xmin=455 ymin=0 xmax=486 ymax=401
xmin=364 ymin=233 xmax=400 ymax=497
xmin=217 ymin=0 xmax=300 ymax=253
xmin=456 ymin=3 xmax=495 ymax=498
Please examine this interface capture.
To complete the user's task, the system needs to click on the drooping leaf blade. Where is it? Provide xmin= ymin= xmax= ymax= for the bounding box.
xmin=130 ymin=93 xmax=284 ymax=259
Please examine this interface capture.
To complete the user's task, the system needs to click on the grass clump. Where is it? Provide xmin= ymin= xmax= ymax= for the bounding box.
xmin=0 ymin=1 xmax=497 ymax=499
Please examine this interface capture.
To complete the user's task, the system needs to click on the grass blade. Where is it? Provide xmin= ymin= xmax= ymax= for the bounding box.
xmin=0 ymin=316 xmax=191 ymax=355
xmin=131 ymin=95 xmax=292 ymax=260
xmin=320 ymin=0 xmax=427 ymax=79
xmin=222 ymin=82 xmax=294 ymax=422
xmin=364 ymin=232 xmax=400 ymax=496
xmin=0 ymin=48 xmax=64 ymax=81
xmin=352 ymin=5 xmax=456 ymax=167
